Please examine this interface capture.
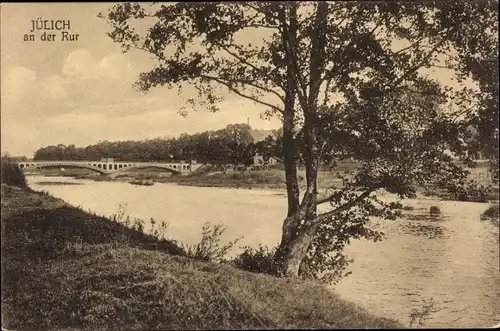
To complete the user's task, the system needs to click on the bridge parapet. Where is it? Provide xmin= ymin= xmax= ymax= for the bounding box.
xmin=17 ymin=160 xmax=199 ymax=174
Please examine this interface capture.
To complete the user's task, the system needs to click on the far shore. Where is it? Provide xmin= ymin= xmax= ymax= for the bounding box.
xmin=27 ymin=165 xmax=499 ymax=204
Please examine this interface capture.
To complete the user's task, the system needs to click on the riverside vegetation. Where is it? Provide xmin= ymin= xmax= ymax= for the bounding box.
xmin=1 ymin=157 xmax=402 ymax=330
xmin=31 ymin=158 xmax=499 ymax=203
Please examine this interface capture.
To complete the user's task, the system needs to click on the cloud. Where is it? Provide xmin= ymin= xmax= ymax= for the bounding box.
xmin=62 ymin=49 xmax=134 ymax=81
xmin=1 ymin=48 xmax=280 ymax=157
xmin=38 ymin=75 xmax=69 ymax=100
xmin=62 ymin=49 xmax=97 ymax=79
xmin=97 ymin=53 xmax=133 ymax=80
xmin=1 ymin=66 xmax=37 ymax=105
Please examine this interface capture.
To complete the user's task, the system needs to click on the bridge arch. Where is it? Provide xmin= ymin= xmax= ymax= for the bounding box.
xmin=17 ymin=161 xmax=194 ymax=175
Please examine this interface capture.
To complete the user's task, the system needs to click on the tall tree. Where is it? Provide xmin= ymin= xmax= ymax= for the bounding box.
xmin=101 ymin=1 xmax=498 ymax=279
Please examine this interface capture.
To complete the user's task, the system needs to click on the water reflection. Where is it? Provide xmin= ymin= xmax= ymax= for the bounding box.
xmin=400 ymin=222 xmax=447 ymax=240
xmin=397 ymin=212 xmax=450 ymax=239
xmin=402 ymin=213 xmax=449 ymax=222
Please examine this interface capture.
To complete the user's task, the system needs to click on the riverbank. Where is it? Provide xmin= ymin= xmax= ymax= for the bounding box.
xmin=85 ymin=170 xmax=499 ymax=203
xmin=1 ymin=183 xmax=402 ymax=330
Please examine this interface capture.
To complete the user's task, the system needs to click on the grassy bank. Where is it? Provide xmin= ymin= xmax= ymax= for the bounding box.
xmin=70 ymin=167 xmax=343 ymax=191
xmin=1 ymin=184 xmax=402 ymax=330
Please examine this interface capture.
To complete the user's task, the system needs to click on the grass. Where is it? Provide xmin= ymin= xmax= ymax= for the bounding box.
xmin=1 ymin=183 xmax=402 ymax=330
xmin=144 ymin=168 xmax=343 ymax=192
xmin=170 ymin=169 xmax=288 ymax=189
xmin=34 ymin=181 xmax=84 ymax=185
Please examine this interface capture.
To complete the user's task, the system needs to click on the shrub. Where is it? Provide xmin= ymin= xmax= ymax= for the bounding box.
xmin=452 ymin=182 xmax=491 ymax=203
xmin=409 ymin=297 xmax=440 ymax=327
xmin=1 ymin=156 xmax=27 ymax=188
xmin=110 ymin=203 xmax=184 ymax=255
xmin=480 ymin=205 xmax=499 ymax=220
xmin=232 ymin=244 xmax=277 ymax=274
xmin=385 ymin=201 xmax=415 ymax=211
xmin=111 ymin=206 xmax=242 ymax=263
xmin=182 ymin=222 xmax=242 ymax=263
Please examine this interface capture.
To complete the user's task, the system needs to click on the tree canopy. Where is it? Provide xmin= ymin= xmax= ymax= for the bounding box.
xmin=34 ymin=123 xmax=268 ymax=167
xmin=101 ymin=1 xmax=498 ymax=280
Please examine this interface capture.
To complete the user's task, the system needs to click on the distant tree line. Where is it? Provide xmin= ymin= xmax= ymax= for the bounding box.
xmin=34 ymin=124 xmax=283 ymax=168
xmin=33 ymin=120 xmax=488 ymax=171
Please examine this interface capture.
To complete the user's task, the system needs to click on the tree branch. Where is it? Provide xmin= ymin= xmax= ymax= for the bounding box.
xmin=200 ymin=74 xmax=284 ymax=114
xmin=394 ymin=36 xmax=426 ymax=55
xmin=218 ymin=44 xmax=286 ymax=101
xmin=278 ymin=6 xmax=309 ymax=110
xmin=321 ymin=15 xmax=385 ymax=102
xmin=316 ymin=186 xmax=381 ymax=219
xmin=381 ymin=40 xmax=447 ymax=94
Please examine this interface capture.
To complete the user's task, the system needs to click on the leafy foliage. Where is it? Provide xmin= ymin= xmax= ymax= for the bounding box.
xmin=101 ymin=2 xmax=498 ymax=278
xmin=446 ymin=1 xmax=499 ymax=177
xmin=480 ymin=204 xmax=499 ymax=220
xmin=111 ymin=204 xmax=242 ymax=262
xmin=1 ymin=155 xmax=27 ymax=188
xmin=299 ymin=193 xmax=396 ymax=285
xmin=182 ymin=222 xmax=242 ymax=263
xmin=232 ymin=244 xmax=277 ymax=275
xmin=409 ymin=297 xmax=441 ymax=327
xmin=34 ymin=124 xmax=281 ymax=169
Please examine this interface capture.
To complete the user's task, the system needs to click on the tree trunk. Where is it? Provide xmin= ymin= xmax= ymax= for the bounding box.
xmin=273 ymin=215 xmax=312 ymax=277
xmin=273 ymin=2 xmax=329 ymax=278
xmin=283 ymin=60 xmax=300 ymax=216
xmin=278 ymin=2 xmax=300 ymax=217
xmin=273 ymin=2 xmax=303 ymax=277
xmin=273 ymin=209 xmax=323 ymax=277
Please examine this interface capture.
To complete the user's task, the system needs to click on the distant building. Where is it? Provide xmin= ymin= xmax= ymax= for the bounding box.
xmin=100 ymin=158 xmax=115 ymax=162
xmin=253 ymin=153 xmax=279 ymax=166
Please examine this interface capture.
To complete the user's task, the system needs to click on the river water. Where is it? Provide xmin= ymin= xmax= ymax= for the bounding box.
xmin=27 ymin=175 xmax=499 ymax=328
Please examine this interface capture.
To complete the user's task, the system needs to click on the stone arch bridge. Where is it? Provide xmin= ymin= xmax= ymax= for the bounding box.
xmin=17 ymin=160 xmax=201 ymax=175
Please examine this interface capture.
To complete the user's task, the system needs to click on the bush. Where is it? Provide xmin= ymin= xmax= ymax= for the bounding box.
xmin=453 ymin=182 xmax=491 ymax=203
xmin=408 ymin=297 xmax=441 ymax=327
xmin=232 ymin=244 xmax=277 ymax=275
xmin=182 ymin=222 xmax=242 ymax=263
xmin=480 ymin=205 xmax=499 ymax=220
xmin=109 ymin=203 xmax=185 ymax=256
xmin=110 ymin=205 xmax=243 ymax=262
xmin=1 ymin=156 xmax=27 ymax=188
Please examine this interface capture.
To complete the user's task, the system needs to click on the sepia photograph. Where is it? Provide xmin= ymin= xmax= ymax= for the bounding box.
xmin=1 ymin=1 xmax=499 ymax=329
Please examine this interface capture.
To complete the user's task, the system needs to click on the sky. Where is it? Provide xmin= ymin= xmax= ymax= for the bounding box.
xmin=1 ymin=3 xmax=477 ymax=158
xmin=0 ymin=3 xmax=281 ymax=157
